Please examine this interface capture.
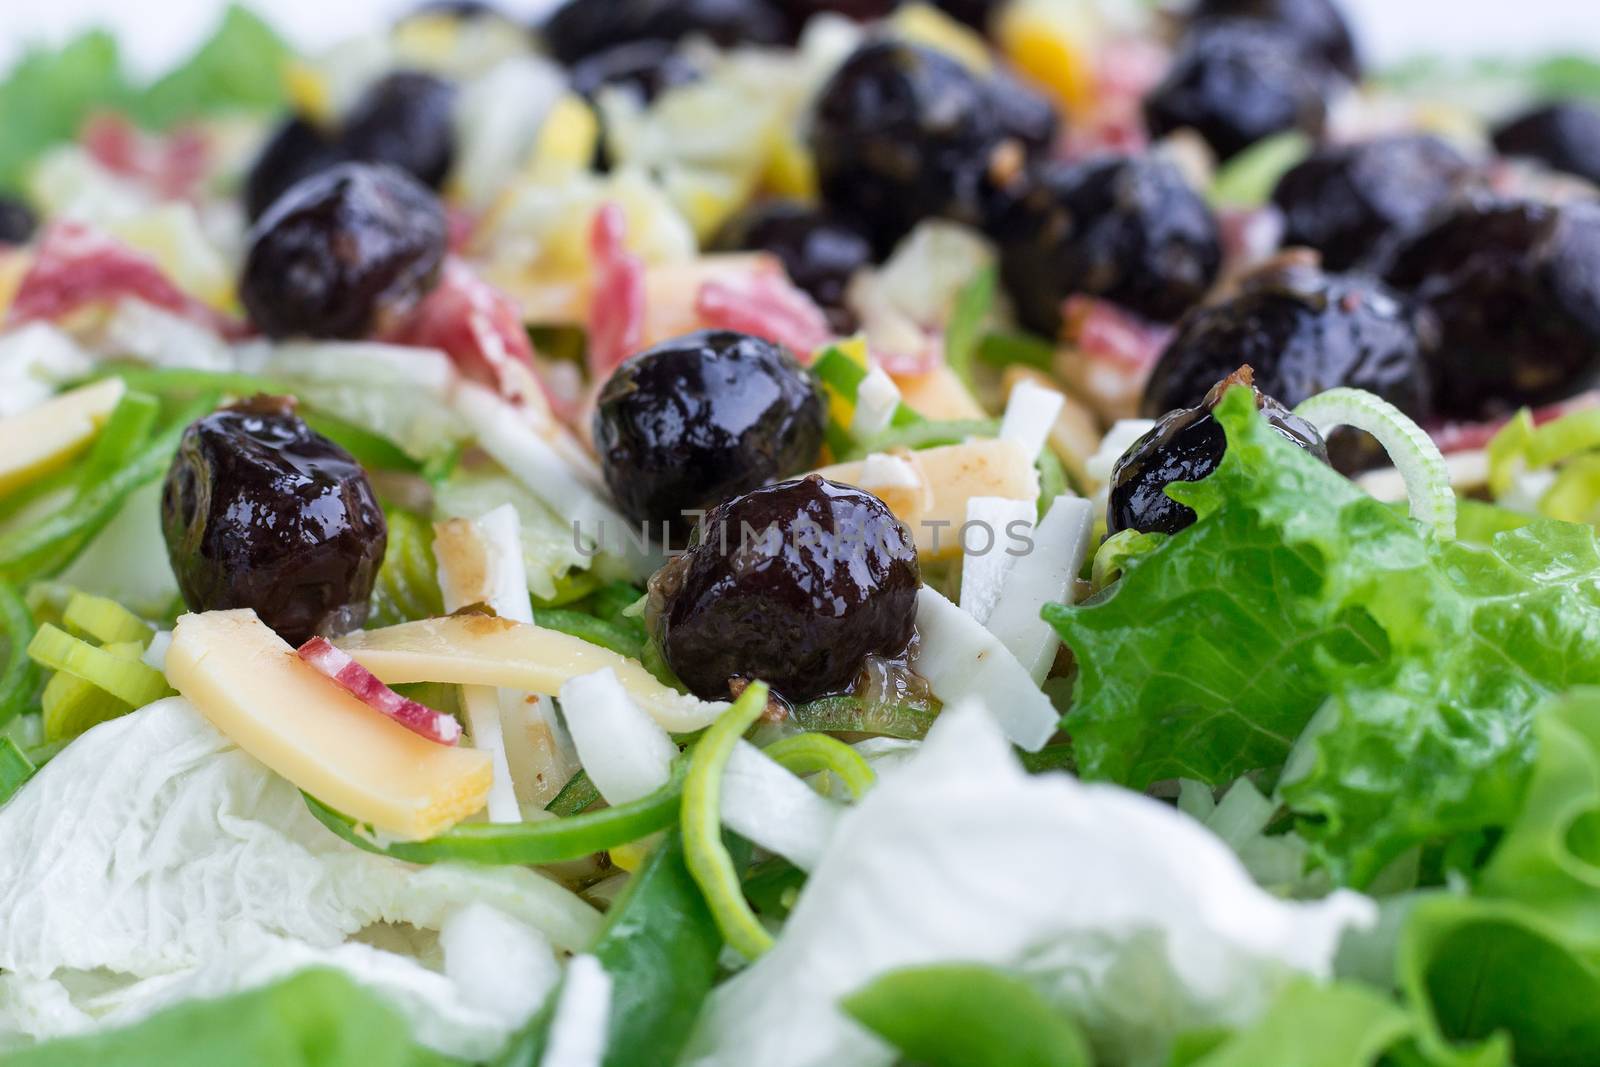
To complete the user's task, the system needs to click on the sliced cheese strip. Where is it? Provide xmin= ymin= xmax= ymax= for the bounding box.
xmin=166 ymin=610 xmax=492 ymax=840
xmin=985 ymin=495 xmax=1094 ymax=684
xmin=958 ymin=496 xmax=1036 ymax=625
xmin=561 ymin=668 xmax=678 ymax=806
xmin=998 ymin=378 xmax=1066 ymax=461
xmin=910 ymin=586 xmax=1057 ymax=752
xmin=338 ymin=615 xmax=727 ymax=734
xmin=0 ymin=377 xmax=125 ymax=495
xmin=463 ymin=685 xmax=523 ymax=823
xmin=723 ymin=741 xmax=842 ymax=873
xmin=815 ymin=438 xmax=1039 ymax=559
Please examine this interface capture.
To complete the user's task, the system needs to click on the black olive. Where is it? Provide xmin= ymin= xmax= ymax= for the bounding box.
xmin=409 ymin=0 xmax=504 ymax=17
xmin=244 ymin=117 xmax=344 ymax=223
xmin=1383 ymin=198 xmax=1600 ymax=420
xmin=931 ymin=0 xmax=1002 ymax=34
xmin=1143 ymin=261 xmax=1432 ymax=470
xmin=540 ymin=0 xmax=789 ymax=66
xmin=240 ymin=162 xmax=447 ymax=340
xmin=810 ymin=41 xmax=1037 ymax=254
xmin=776 ymin=0 xmax=899 ymax=30
xmin=0 ymin=195 xmax=36 ymax=245
xmin=709 ymin=201 xmax=873 ymax=332
xmin=1143 ymin=20 xmax=1329 ymax=163
xmin=568 ymin=40 xmax=704 ymax=104
xmin=594 ymin=330 xmax=826 ymax=536
xmin=161 ymin=396 xmax=388 ymax=646
xmin=1492 ymin=102 xmax=1600 ymax=187
xmin=1110 ymin=369 xmax=1328 ymax=536
xmin=655 ymin=475 xmax=919 ymax=702
xmin=1270 ymin=134 xmax=1473 ymax=271
xmin=1189 ymin=0 xmax=1360 ymax=80
xmin=339 ymin=72 xmax=458 ymax=191
xmin=987 ymin=70 xmax=1060 ymax=157
xmin=996 ymin=155 xmax=1222 ymax=337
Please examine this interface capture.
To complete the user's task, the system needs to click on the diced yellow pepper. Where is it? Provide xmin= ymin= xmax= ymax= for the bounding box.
xmin=891 ymin=3 xmax=993 ymax=73
xmin=283 ymin=60 xmax=334 ymax=126
xmin=999 ymin=6 xmax=1096 ymax=118
xmin=528 ymin=93 xmax=601 ymax=177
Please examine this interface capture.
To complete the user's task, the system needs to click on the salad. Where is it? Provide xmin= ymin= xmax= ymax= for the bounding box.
xmin=1 ymin=0 xmax=1600 ymax=1064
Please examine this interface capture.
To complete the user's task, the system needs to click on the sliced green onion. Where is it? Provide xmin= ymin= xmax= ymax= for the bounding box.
xmin=533 ymin=608 xmax=644 ymax=660
xmin=682 ymin=681 xmax=773 ymax=960
xmin=1538 ymin=453 xmax=1600 ymax=524
xmin=0 ymin=581 xmax=37 ymax=728
xmin=304 ymin=758 xmax=688 ymax=865
xmin=100 ymin=366 xmax=287 ymax=397
xmin=1035 ymin=445 xmax=1069 ymax=519
xmin=1487 ymin=406 xmax=1600 ymax=498
xmin=1209 ymin=130 xmax=1311 ymax=208
xmin=813 ymin=341 xmax=924 ymax=457
xmin=789 ymin=692 xmax=937 ymax=740
xmin=762 ymin=733 xmax=876 ymax=800
xmin=546 ymin=768 xmax=602 ymax=817
xmin=62 ymin=591 xmax=152 ymax=646
xmin=42 ymin=669 xmax=131 ymax=742
xmin=1294 ymin=388 xmax=1456 ymax=540
xmin=846 ymin=418 xmax=1000 ymax=462
xmin=27 ymin=624 xmax=171 ymax=708
xmin=1090 ymin=529 xmax=1169 ymax=591
xmin=0 ymin=737 xmax=36 ymax=805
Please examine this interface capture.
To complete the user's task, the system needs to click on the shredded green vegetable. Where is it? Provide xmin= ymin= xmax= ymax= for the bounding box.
xmin=0 ymin=737 xmax=36 ymax=805
xmin=62 ymin=591 xmax=152 ymax=645
xmin=75 ymin=390 xmax=159 ymax=491
xmin=0 ymin=392 xmax=218 ymax=582
xmin=943 ymin=267 xmax=997 ymax=393
xmin=303 ymin=757 xmax=688 ymax=865
xmin=28 ymin=624 xmax=170 ymax=708
xmin=682 ymin=681 xmax=774 ymax=960
xmin=762 ymin=733 xmax=876 ymax=800
xmin=533 ymin=608 xmax=645 ymax=660
xmin=846 ymin=419 xmax=1000 ymax=461
xmin=0 ymin=581 xmax=37 ymax=728
xmin=545 ymin=769 xmax=601 ymax=817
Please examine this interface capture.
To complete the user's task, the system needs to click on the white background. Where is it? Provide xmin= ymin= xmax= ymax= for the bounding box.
xmin=1 ymin=0 xmax=1597 ymax=77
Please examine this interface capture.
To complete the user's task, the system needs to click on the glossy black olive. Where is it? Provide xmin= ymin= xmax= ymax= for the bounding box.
xmin=1190 ymin=0 xmax=1360 ymax=80
xmin=997 ymin=156 xmax=1222 ymax=337
xmin=1144 ymin=20 xmax=1329 ymax=163
xmin=1492 ymin=102 xmax=1600 ymax=186
xmin=710 ymin=201 xmax=873 ymax=332
xmin=1143 ymin=262 xmax=1432 ymax=469
xmin=655 ymin=475 xmax=920 ymax=702
xmin=409 ymin=0 xmax=504 ymax=17
xmin=1270 ymin=134 xmax=1472 ymax=271
xmin=777 ymin=0 xmax=899 ymax=30
xmin=810 ymin=41 xmax=1042 ymax=255
xmin=988 ymin=71 xmax=1060 ymax=156
xmin=240 ymin=163 xmax=447 ymax=340
xmin=568 ymin=40 xmax=703 ymax=104
xmin=1383 ymin=198 xmax=1600 ymax=420
xmin=594 ymin=330 xmax=826 ymax=536
xmin=0 ymin=195 xmax=36 ymax=245
xmin=339 ymin=72 xmax=458 ymax=191
xmin=1110 ymin=370 xmax=1328 ymax=536
xmin=931 ymin=0 xmax=1002 ymax=34
xmin=244 ymin=117 xmax=344 ymax=223
xmin=161 ymin=396 xmax=388 ymax=646
xmin=540 ymin=0 xmax=789 ymax=66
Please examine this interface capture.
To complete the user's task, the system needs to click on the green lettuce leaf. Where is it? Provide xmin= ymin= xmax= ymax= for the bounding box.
xmin=1047 ymin=389 xmax=1600 ymax=885
xmin=0 ymin=31 xmax=128 ymax=192
xmin=1169 ymin=981 xmax=1414 ymax=1067
xmin=129 ymin=6 xmax=290 ymax=129
xmin=2 ymin=968 xmax=463 ymax=1067
xmin=840 ymin=964 xmax=1091 ymax=1067
xmin=1397 ymin=689 xmax=1600 ymax=1067
xmin=0 ymin=4 xmax=289 ymax=194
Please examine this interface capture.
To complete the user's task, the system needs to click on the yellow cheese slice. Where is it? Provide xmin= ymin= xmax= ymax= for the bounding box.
xmin=166 ymin=610 xmax=492 ymax=840
xmin=337 ymin=615 xmax=728 ymax=735
xmin=892 ymin=366 xmax=988 ymax=420
xmin=814 ymin=437 xmax=1039 ymax=559
xmin=0 ymin=378 xmax=126 ymax=496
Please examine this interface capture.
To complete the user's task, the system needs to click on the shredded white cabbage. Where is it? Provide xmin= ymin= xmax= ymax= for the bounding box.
xmin=682 ymin=704 xmax=1375 ymax=1067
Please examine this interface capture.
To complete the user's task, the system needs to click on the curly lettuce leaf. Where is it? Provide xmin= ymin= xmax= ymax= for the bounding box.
xmin=0 ymin=5 xmax=289 ymax=193
xmin=1047 ymin=389 xmax=1600 ymax=885
xmin=1 ymin=968 xmax=462 ymax=1067
xmin=1394 ymin=689 xmax=1600 ymax=1067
